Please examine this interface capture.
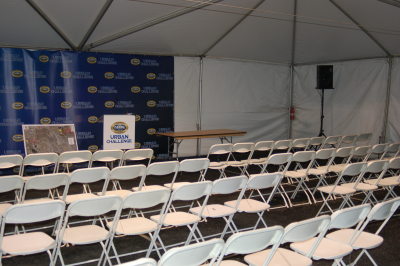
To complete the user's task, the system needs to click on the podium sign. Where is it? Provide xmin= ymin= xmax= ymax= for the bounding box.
xmin=103 ymin=115 xmax=135 ymax=150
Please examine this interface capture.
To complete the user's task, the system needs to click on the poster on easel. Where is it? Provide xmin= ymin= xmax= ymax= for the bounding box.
xmin=103 ymin=115 xmax=135 ymax=150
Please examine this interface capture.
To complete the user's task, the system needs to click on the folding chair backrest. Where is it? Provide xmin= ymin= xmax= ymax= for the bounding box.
xmin=315 ymin=148 xmax=336 ymax=160
xmin=356 ymin=133 xmax=372 ymax=145
xmin=388 ymin=157 xmax=400 ymax=174
xmin=322 ymin=135 xmax=341 ymax=148
xmin=207 ymin=144 xmax=233 ymax=156
xmin=367 ymin=197 xmax=400 ymax=223
xmin=383 ymin=143 xmax=400 ymax=158
xmin=292 ymin=138 xmax=310 ymax=150
xmin=0 ymin=175 xmax=24 ymax=193
xmin=3 ymin=200 xmax=65 ymax=224
xmin=69 ymin=166 xmax=110 ymax=184
xmin=254 ymin=141 xmax=274 ymax=152
xmin=66 ymin=195 xmax=122 ymax=217
xmin=171 ymin=181 xmax=212 ymax=201
xmin=247 ymin=173 xmax=282 ymax=190
xmin=365 ymin=160 xmax=388 ymax=174
xmin=273 ymin=139 xmax=292 ymax=151
xmin=147 ymin=161 xmax=179 ymax=176
xmin=292 ymin=151 xmax=315 ymax=163
xmin=58 ymin=150 xmax=92 ymax=164
xmin=339 ymin=135 xmax=357 ymax=147
xmin=341 ymin=162 xmax=366 ymax=177
xmin=179 ymin=158 xmax=209 ymax=173
xmin=0 ymin=154 xmax=23 ymax=173
xmin=329 ymin=203 xmax=371 ymax=230
xmin=231 ymin=142 xmax=255 ymax=161
xmin=222 ymin=226 xmax=284 ymax=255
xmin=353 ymin=146 xmax=371 ymax=161
xmin=122 ymin=189 xmax=171 ymax=209
xmin=110 ymin=165 xmax=146 ymax=181
xmin=370 ymin=144 xmax=387 ymax=158
xmin=23 ymin=173 xmax=68 ymax=191
xmin=309 ymin=136 xmax=324 ymax=148
xmin=267 ymin=153 xmax=292 ymax=166
xmin=23 ymin=152 xmax=58 ymax=167
xmin=91 ymin=149 xmax=123 ymax=163
xmin=123 ymin=148 xmax=153 ymax=165
xmin=211 ymin=175 xmax=247 ymax=194
xmin=334 ymin=146 xmax=354 ymax=163
xmin=158 ymin=238 xmax=224 ymax=266
xmin=281 ymin=215 xmax=331 ymax=244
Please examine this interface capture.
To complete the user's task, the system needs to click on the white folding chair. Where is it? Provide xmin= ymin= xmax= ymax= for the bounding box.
xmin=206 ymin=144 xmax=233 ymax=179
xmin=122 ymin=148 xmax=153 ymax=166
xmin=309 ymin=148 xmax=337 ymax=196
xmin=0 ymin=154 xmax=23 ymax=175
xmin=139 ymin=161 xmax=179 ymax=191
xmin=108 ymin=189 xmax=171 ymax=262
xmin=225 ymin=173 xmax=283 ymax=229
xmin=307 ymin=136 xmax=324 ymax=150
xmin=327 ymin=197 xmax=400 ymax=265
xmin=55 ymin=195 xmax=122 ymax=266
xmin=190 ymin=176 xmax=248 ymax=238
xmin=352 ymin=145 xmax=371 ymax=162
xmin=21 ymin=173 xmax=69 ymax=204
xmin=321 ymin=135 xmax=341 ymax=148
xmin=245 ymin=215 xmax=331 ymax=266
xmin=158 ymin=238 xmax=223 ymax=266
xmin=368 ymin=143 xmax=387 ymax=161
xmin=21 ymin=152 xmax=58 ymax=175
xmin=105 ymin=165 xmax=146 ymax=197
xmin=0 ymin=175 xmax=24 ymax=216
xmin=118 ymin=258 xmax=157 ymax=266
xmin=90 ymin=149 xmax=124 ymax=168
xmin=272 ymin=139 xmax=292 ymax=153
xmin=338 ymin=135 xmax=357 ymax=147
xmin=324 ymin=146 xmax=354 ymax=174
xmin=215 ymin=226 xmax=284 ymax=266
xmin=316 ymin=162 xmax=367 ymax=216
xmin=291 ymin=204 xmax=371 ymax=265
xmin=291 ymin=138 xmax=311 ymax=152
xmin=355 ymin=133 xmax=372 ymax=146
xmin=247 ymin=141 xmax=274 ymax=172
xmin=225 ymin=142 xmax=254 ymax=176
xmin=381 ymin=142 xmax=400 ymax=159
xmin=56 ymin=150 xmax=92 ymax=172
xmin=164 ymin=158 xmax=209 ymax=190
xmin=63 ymin=167 xmax=110 ymax=204
xmin=150 ymin=181 xmax=213 ymax=246
xmin=0 ymin=200 xmax=65 ymax=265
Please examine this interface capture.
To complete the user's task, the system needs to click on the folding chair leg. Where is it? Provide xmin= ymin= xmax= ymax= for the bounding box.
xmin=253 ymin=211 xmax=267 ymax=229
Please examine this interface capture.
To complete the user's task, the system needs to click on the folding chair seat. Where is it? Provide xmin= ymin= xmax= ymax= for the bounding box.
xmin=355 ymin=133 xmax=372 ymax=146
xmin=0 ymin=200 xmax=65 ymax=265
xmin=206 ymin=144 xmax=233 ymax=179
xmin=326 ymin=197 xmax=400 ymax=265
xmin=225 ymin=173 xmax=283 ymax=228
xmin=122 ymin=148 xmax=154 ymax=166
xmin=272 ymin=139 xmax=292 ymax=153
xmin=338 ymin=135 xmax=357 ymax=147
xmin=215 ymin=226 xmax=284 ymax=266
xmin=190 ymin=176 xmax=247 ymax=238
xmin=0 ymin=154 xmax=23 ymax=176
xmin=247 ymin=141 xmax=274 ymax=172
xmin=307 ymin=136 xmax=324 ymax=150
xmin=119 ymin=258 xmax=157 ymax=266
xmin=164 ymin=158 xmax=209 ymax=190
xmin=107 ymin=189 xmax=171 ymax=262
xmin=89 ymin=149 xmax=124 ymax=168
xmin=63 ymin=167 xmax=110 ymax=204
xmin=0 ymin=175 xmax=24 ymax=216
xmin=351 ymin=145 xmax=371 ymax=162
xmin=105 ymin=165 xmax=146 ymax=197
xmin=225 ymin=142 xmax=254 ymax=176
xmin=150 ymin=181 xmax=213 ymax=246
xmin=368 ymin=143 xmax=387 ymax=161
xmin=316 ymin=162 xmax=367 ymax=216
xmin=138 ymin=161 xmax=179 ymax=191
xmin=158 ymin=238 xmax=223 ymax=266
xmin=56 ymin=150 xmax=92 ymax=172
xmin=21 ymin=152 xmax=58 ymax=176
xmin=21 ymin=173 xmax=69 ymax=204
xmin=291 ymin=138 xmax=311 ymax=152
xmin=245 ymin=215 xmax=331 ymax=266
xmin=55 ymin=195 xmax=122 ymax=266
xmin=291 ymin=204 xmax=371 ymax=265
xmin=381 ymin=142 xmax=400 ymax=159
xmin=321 ymin=135 xmax=341 ymax=148
xmin=285 ymin=151 xmax=316 ymax=205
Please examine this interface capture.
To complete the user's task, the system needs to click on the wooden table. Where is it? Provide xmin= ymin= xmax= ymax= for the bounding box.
xmin=157 ymin=129 xmax=246 ymax=158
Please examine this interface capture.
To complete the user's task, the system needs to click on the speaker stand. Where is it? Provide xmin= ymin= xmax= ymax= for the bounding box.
xmin=318 ymin=88 xmax=326 ymax=137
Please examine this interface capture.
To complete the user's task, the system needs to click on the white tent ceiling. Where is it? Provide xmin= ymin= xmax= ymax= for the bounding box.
xmin=1 ymin=0 xmax=400 ymax=64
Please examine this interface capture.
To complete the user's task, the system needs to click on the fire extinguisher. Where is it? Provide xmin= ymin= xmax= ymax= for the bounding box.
xmin=290 ymin=106 xmax=295 ymax=120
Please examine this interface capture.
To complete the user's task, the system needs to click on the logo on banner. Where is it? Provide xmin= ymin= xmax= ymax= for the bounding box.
xmin=135 ymin=142 xmax=141 ymax=149
xmin=104 ymin=101 xmax=115 ymax=108
xmin=147 ymin=100 xmax=157 ymax=107
xmin=40 ymin=117 xmax=52 ymax=124
xmin=130 ymin=58 xmax=141 ymax=66
xmin=60 ymin=71 xmax=72 ymax=78
xmin=12 ymin=102 xmax=24 ymax=110
xmin=111 ymin=122 xmax=129 ymax=134
xmin=135 ymin=115 xmax=141 ymax=122
xmin=146 ymin=73 xmax=156 ymax=80
xmin=131 ymin=86 xmax=141 ymax=94
xmin=104 ymin=72 xmax=115 ymax=79
xmin=147 ymin=128 xmax=157 ymax=135
xmin=39 ymin=86 xmax=51 ymax=93
xmin=12 ymin=134 xmax=23 ymax=142
xmin=61 ymin=101 xmax=72 ymax=109
xmin=87 ymin=86 xmax=98 ymax=93
xmin=12 ymin=70 xmax=24 ymax=78
xmin=88 ymin=145 xmax=99 ymax=152
xmin=87 ymin=57 xmax=97 ymax=64
xmin=38 ymin=55 xmax=49 ymax=63
xmin=88 ymin=116 xmax=98 ymax=123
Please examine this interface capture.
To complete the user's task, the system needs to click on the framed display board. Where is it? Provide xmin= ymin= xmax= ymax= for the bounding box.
xmin=103 ymin=114 xmax=135 ymax=150
xmin=22 ymin=124 xmax=78 ymax=154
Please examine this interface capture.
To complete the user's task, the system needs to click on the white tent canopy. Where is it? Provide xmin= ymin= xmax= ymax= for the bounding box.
xmin=1 ymin=0 xmax=400 ymax=156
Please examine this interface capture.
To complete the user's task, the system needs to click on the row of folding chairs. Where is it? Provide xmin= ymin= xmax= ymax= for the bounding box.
xmin=121 ymin=197 xmax=400 ymax=266
xmin=0 ymin=148 xmax=154 ymax=176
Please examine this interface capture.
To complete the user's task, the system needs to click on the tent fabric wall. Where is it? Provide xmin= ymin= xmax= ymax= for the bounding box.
xmin=292 ymin=58 xmax=389 ymax=144
xmin=387 ymin=57 xmax=400 ymax=143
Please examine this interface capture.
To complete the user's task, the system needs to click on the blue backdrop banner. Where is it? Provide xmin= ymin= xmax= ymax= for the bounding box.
xmin=0 ymin=48 xmax=174 ymax=159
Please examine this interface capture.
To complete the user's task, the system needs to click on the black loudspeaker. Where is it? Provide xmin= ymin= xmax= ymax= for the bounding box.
xmin=317 ymin=65 xmax=334 ymax=89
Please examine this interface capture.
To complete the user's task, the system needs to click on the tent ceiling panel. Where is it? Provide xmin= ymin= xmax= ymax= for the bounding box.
xmin=91 ymin=8 xmax=245 ymax=56
xmin=335 ymin=0 xmax=400 ymax=56
xmin=294 ymin=0 xmax=386 ymax=64
xmin=34 ymin=0 xmax=108 ymax=47
xmin=0 ymin=0 xmax=68 ymax=49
